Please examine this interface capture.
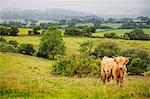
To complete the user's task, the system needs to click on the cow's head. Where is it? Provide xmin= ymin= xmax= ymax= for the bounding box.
xmin=113 ymin=56 xmax=129 ymax=69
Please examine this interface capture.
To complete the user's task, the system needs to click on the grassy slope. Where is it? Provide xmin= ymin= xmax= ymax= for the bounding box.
xmin=4 ymin=36 xmax=150 ymax=55
xmin=0 ymin=52 xmax=149 ymax=98
xmin=101 ymin=23 xmax=122 ymax=29
xmin=93 ymin=29 xmax=150 ymax=37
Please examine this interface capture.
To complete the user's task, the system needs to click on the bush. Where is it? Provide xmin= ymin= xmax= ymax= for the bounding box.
xmin=34 ymin=51 xmax=48 ymax=58
xmin=64 ymin=28 xmax=83 ymax=36
xmin=28 ymin=30 xmax=33 ymax=35
xmin=79 ymin=41 xmax=94 ymax=56
xmin=0 ymin=37 xmax=7 ymax=43
xmin=51 ymin=55 xmax=100 ymax=77
xmin=104 ymin=32 xmax=119 ymax=39
xmin=0 ymin=43 xmax=18 ymax=53
xmin=9 ymin=26 xmax=19 ymax=36
xmin=0 ymin=26 xmax=9 ymax=35
xmin=123 ymin=29 xmax=150 ymax=40
xmin=144 ymin=71 xmax=150 ymax=76
xmin=0 ymin=26 xmax=19 ymax=36
xmin=120 ymin=48 xmax=150 ymax=75
xmin=18 ymin=43 xmax=35 ymax=55
xmin=93 ymin=41 xmax=120 ymax=58
xmin=8 ymin=40 xmax=18 ymax=47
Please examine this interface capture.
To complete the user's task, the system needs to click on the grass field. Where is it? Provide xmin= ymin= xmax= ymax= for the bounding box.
xmin=18 ymin=28 xmax=32 ymax=34
xmin=3 ymin=36 xmax=150 ymax=55
xmin=1 ymin=34 xmax=150 ymax=98
xmin=93 ymin=29 xmax=150 ymax=37
xmin=101 ymin=23 xmax=122 ymax=29
xmin=0 ymin=52 xmax=149 ymax=98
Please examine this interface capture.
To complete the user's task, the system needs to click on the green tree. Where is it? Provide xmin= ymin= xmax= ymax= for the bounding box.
xmin=93 ymin=42 xmax=120 ymax=58
xmin=124 ymin=28 xmax=150 ymax=40
xmin=33 ymin=26 xmax=41 ymax=34
xmin=0 ymin=26 xmax=9 ymax=35
xmin=9 ymin=26 xmax=19 ymax=36
xmin=83 ymin=27 xmax=92 ymax=37
xmin=39 ymin=26 xmax=66 ymax=59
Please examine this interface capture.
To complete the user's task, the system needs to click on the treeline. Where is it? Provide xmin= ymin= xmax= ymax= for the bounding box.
xmin=103 ymin=29 xmax=150 ymax=40
xmin=1 ymin=16 xmax=150 ymax=29
xmin=0 ymin=26 xmax=19 ymax=36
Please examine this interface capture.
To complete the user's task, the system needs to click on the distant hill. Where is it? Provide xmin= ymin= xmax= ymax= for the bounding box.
xmin=0 ymin=8 xmax=91 ymax=20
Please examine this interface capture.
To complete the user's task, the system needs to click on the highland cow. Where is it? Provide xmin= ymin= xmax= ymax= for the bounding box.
xmin=101 ymin=56 xmax=129 ymax=86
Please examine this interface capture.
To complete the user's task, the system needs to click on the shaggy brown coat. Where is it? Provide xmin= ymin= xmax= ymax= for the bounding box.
xmin=101 ymin=56 xmax=129 ymax=86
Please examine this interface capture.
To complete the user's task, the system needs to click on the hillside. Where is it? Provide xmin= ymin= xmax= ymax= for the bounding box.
xmin=0 ymin=52 xmax=149 ymax=98
xmin=0 ymin=8 xmax=91 ymax=20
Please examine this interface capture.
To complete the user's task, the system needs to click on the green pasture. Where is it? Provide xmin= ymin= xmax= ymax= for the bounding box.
xmin=101 ymin=23 xmax=122 ymax=29
xmin=94 ymin=29 xmax=150 ymax=37
xmin=0 ymin=52 xmax=149 ymax=98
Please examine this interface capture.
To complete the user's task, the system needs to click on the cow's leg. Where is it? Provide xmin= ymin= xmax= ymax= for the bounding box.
xmin=113 ymin=70 xmax=119 ymax=85
xmin=120 ymin=71 xmax=125 ymax=86
xmin=102 ymin=74 xmax=106 ymax=83
xmin=107 ymin=76 xmax=110 ymax=82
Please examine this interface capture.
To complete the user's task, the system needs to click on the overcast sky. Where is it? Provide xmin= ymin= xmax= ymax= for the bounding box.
xmin=0 ymin=0 xmax=149 ymax=16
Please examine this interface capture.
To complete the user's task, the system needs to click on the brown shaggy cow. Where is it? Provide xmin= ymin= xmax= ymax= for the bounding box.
xmin=113 ymin=56 xmax=129 ymax=86
xmin=101 ymin=57 xmax=115 ymax=83
xmin=101 ymin=56 xmax=129 ymax=86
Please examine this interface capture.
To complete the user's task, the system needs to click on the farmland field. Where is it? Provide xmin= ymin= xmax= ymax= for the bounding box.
xmin=94 ymin=28 xmax=150 ymax=37
xmin=0 ymin=52 xmax=150 ymax=98
xmin=101 ymin=23 xmax=122 ymax=29
xmin=1 ymin=29 xmax=150 ymax=98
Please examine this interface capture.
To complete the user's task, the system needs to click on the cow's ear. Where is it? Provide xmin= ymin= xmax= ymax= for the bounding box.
xmin=125 ymin=58 xmax=129 ymax=64
xmin=113 ymin=57 xmax=118 ymax=63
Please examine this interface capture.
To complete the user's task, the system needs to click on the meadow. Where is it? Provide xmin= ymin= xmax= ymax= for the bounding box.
xmin=93 ymin=28 xmax=150 ymax=37
xmin=0 ymin=52 xmax=150 ymax=98
xmin=1 ymin=31 xmax=150 ymax=98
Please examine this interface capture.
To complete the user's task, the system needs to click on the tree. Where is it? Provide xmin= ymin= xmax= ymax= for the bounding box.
xmin=33 ymin=26 xmax=41 ymax=34
xmin=64 ymin=28 xmax=83 ymax=36
xmin=82 ymin=27 xmax=92 ymax=37
xmin=0 ymin=26 xmax=9 ymax=35
xmin=93 ymin=42 xmax=120 ymax=58
xmin=39 ymin=26 xmax=66 ymax=59
xmin=79 ymin=41 xmax=94 ymax=55
xmin=90 ymin=27 xmax=96 ymax=33
xmin=123 ymin=28 xmax=150 ymax=40
xmin=18 ymin=43 xmax=35 ymax=55
xmin=9 ymin=26 xmax=19 ymax=36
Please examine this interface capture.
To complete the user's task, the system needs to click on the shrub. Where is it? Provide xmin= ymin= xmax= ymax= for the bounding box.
xmin=120 ymin=48 xmax=150 ymax=75
xmin=0 ymin=43 xmax=18 ymax=53
xmin=18 ymin=43 xmax=35 ymax=55
xmin=64 ymin=28 xmax=83 ymax=36
xmin=9 ymin=26 xmax=19 ymax=36
xmin=0 ymin=37 xmax=7 ymax=43
xmin=51 ymin=55 xmax=100 ymax=77
xmin=28 ymin=30 xmax=33 ymax=35
xmin=79 ymin=41 xmax=94 ymax=55
xmin=0 ymin=26 xmax=9 ymax=35
xmin=8 ymin=40 xmax=18 ymax=47
xmin=104 ymin=32 xmax=119 ymax=39
xmin=144 ymin=71 xmax=150 ymax=76
xmin=82 ymin=27 xmax=92 ymax=37
xmin=93 ymin=41 xmax=120 ymax=58
xmin=123 ymin=29 xmax=150 ymax=40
